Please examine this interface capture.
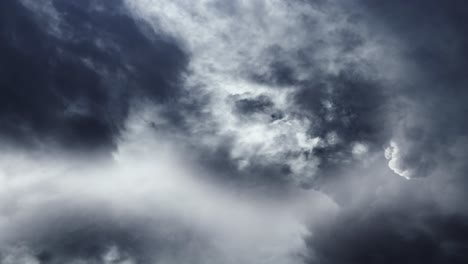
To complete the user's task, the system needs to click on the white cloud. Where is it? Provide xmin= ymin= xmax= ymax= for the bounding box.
xmin=19 ymin=0 xmax=62 ymax=37
xmin=385 ymin=141 xmax=412 ymax=179
xmin=1 ymin=246 xmax=39 ymax=264
xmin=124 ymin=0 xmax=383 ymax=184
xmin=352 ymin=142 xmax=369 ymax=158
xmin=0 ymin=115 xmax=338 ymax=263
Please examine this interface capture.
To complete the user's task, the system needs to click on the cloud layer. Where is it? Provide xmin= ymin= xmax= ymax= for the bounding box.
xmin=1 ymin=0 xmax=468 ymax=263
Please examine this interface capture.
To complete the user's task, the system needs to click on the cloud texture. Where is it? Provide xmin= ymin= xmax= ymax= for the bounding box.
xmin=1 ymin=0 xmax=468 ymax=263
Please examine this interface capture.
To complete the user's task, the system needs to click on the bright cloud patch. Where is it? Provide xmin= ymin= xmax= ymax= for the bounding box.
xmin=124 ymin=0 xmax=385 ymax=184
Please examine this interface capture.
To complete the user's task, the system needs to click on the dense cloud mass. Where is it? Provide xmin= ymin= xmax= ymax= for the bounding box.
xmin=0 ymin=0 xmax=187 ymax=153
xmin=1 ymin=0 xmax=468 ymax=263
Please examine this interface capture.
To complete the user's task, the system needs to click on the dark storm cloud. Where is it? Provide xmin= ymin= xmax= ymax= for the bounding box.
xmin=357 ymin=0 xmax=468 ymax=179
xmin=0 ymin=0 xmax=187 ymax=153
xmin=305 ymin=204 xmax=468 ymax=264
xmin=133 ymin=0 xmax=393 ymax=189
xmin=303 ymin=150 xmax=468 ymax=264
xmin=206 ymin=5 xmax=393 ymax=186
xmin=3 ymin=0 xmax=468 ymax=263
xmin=296 ymin=70 xmax=390 ymax=174
xmin=233 ymin=95 xmax=274 ymax=116
xmin=300 ymin=1 xmax=468 ymax=263
xmin=0 ymin=147 xmax=316 ymax=264
xmin=0 ymin=203 xmax=210 ymax=264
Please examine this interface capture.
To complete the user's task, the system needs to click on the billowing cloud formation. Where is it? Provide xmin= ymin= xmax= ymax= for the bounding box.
xmin=359 ymin=0 xmax=468 ymax=180
xmin=0 ymin=117 xmax=337 ymax=264
xmin=125 ymin=0 xmax=391 ymax=186
xmin=2 ymin=0 xmax=468 ymax=263
xmin=0 ymin=0 xmax=187 ymax=153
xmin=302 ymin=1 xmax=468 ymax=263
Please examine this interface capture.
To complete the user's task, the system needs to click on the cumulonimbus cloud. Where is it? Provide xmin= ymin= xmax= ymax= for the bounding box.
xmin=3 ymin=0 xmax=468 ymax=263
xmin=0 ymin=114 xmax=338 ymax=264
xmin=124 ymin=0 xmax=392 ymax=186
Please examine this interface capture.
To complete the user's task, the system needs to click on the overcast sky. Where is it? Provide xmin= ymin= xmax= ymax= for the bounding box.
xmin=1 ymin=0 xmax=468 ymax=263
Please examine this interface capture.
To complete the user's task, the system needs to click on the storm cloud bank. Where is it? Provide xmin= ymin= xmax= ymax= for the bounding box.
xmin=1 ymin=0 xmax=468 ymax=263
xmin=1 ymin=0 xmax=187 ymax=153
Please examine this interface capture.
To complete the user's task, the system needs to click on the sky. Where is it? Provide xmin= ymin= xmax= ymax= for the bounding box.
xmin=1 ymin=0 xmax=468 ymax=263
